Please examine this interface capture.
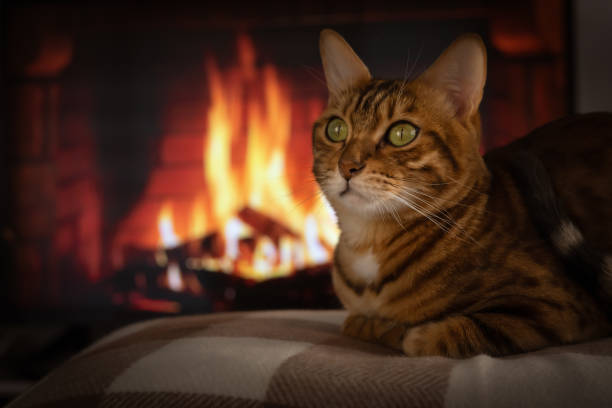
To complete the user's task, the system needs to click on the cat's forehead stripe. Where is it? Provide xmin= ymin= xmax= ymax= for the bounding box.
xmin=342 ymin=90 xmax=361 ymax=117
xmin=341 ymin=80 xmax=417 ymax=133
xmin=353 ymin=81 xmax=381 ymax=112
xmin=356 ymin=81 xmax=393 ymax=112
xmin=387 ymin=93 xmax=397 ymax=120
xmin=357 ymin=80 xmax=396 ymax=113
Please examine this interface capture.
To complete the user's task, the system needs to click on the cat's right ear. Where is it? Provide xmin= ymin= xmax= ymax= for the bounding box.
xmin=417 ymin=34 xmax=487 ymax=119
xmin=319 ymin=29 xmax=371 ymax=99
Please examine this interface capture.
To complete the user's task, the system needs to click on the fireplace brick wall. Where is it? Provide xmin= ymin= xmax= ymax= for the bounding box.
xmin=7 ymin=29 xmax=102 ymax=309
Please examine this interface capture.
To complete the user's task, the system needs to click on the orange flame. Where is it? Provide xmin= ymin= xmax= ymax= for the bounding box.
xmin=120 ymin=35 xmax=339 ymax=282
xmin=189 ymin=195 xmax=207 ymax=240
xmin=158 ymin=202 xmax=180 ymax=248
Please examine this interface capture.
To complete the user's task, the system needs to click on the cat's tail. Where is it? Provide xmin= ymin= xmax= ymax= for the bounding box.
xmin=509 ymin=151 xmax=612 ymax=303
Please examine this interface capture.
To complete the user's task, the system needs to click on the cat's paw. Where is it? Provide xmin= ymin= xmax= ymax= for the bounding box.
xmin=342 ymin=314 xmax=369 ymax=339
xmin=401 ymin=318 xmax=479 ymax=358
xmin=343 ymin=315 xmax=406 ymax=350
xmin=402 ymin=324 xmax=431 ymax=356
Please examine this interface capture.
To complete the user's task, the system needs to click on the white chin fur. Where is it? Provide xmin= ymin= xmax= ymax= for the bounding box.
xmin=338 ymin=189 xmax=377 ymax=212
xmin=319 ymin=172 xmax=377 ymax=217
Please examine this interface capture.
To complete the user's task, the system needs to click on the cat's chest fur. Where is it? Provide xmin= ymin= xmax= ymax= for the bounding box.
xmin=339 ymin=246 xmax=380 ymax=285
xmin=334 ymin=245 xmax=382 ymax=316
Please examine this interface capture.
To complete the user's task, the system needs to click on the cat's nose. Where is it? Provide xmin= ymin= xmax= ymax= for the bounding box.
xmin=339 ymin=159 xmax=366 ymax=180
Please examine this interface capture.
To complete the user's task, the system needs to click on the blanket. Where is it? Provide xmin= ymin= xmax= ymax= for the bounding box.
xmin=8 ymin=310 xmax=612 ymax=407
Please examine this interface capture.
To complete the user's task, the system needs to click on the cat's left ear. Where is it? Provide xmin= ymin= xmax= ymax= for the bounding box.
xmin=319 ymin=29 xmax=372 ymax=98
xmin=418 ymin=34 xmax=487 ymax=118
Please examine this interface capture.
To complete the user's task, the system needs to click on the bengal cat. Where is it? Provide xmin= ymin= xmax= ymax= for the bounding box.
xmin=312 ymin=29 xmax=612 ymax=358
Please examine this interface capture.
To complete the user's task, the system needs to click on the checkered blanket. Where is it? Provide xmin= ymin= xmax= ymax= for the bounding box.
xmin=8 ymin=310 xmax=612 ymax=408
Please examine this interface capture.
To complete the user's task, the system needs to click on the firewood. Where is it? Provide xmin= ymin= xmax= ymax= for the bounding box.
xmin=238 ymin=207 xmax=298 ymax=244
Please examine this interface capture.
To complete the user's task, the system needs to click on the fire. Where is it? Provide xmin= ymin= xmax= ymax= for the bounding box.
xmin=205 ymin=57 xmax=240 ymax=225
xmin=189 ymin=195 xmax=207 ymax=240
xmin=166 ymin=263 xmax=184 ymax=292
xmin=158 ymin=203 xmax=180 ymax=248
xmin=122 ymin=35 xmax=338 ymax=281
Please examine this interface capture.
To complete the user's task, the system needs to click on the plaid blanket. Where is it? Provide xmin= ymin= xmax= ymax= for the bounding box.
xmin=8 ymin=310 xmax=612 ymax=408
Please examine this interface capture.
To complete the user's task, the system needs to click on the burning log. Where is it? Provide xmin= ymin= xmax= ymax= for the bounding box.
xmin=120 ymin=204 xmax=332 ymax=285
xmin=192 ymin=232 xmax=224 ymax=258
xmin=107 ymin=259 xmax=337 ymax=315
xmin=121 ymin=231 xmax=222 ymax=268
xmin=238 ymin=207 xmax=298 ymax=245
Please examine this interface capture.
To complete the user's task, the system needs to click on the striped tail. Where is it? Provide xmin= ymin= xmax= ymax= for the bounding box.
xmin=509 ymin=151 xmax=612 ymax=305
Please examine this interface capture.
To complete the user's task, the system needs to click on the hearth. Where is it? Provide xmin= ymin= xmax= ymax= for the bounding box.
xmin=2 ymin=0 xmax=570 ymax=320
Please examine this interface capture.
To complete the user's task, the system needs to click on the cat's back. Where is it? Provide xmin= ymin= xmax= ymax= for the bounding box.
xmin=485 ymin=112 xmax=612 ymax=253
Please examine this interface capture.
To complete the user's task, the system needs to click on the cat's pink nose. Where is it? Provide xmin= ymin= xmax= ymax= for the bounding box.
xmin=339 ymin=159 xmax=365 ymax=180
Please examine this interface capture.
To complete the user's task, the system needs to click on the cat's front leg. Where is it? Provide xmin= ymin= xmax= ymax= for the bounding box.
xmin=402 ymin=315 xmax=489 ymax=358
xmin=401 ymin=314 xmax=548 ymax=358
xmin=342 ymin=314 xmax=407 ymax=350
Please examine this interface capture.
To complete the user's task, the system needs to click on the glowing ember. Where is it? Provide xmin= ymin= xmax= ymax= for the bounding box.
xmin=166 ymin=262 xmax=184 ymax=292
xmin=224 ymin=217 xmax=251 ymax=261
xmin=252 ymin=236 xmax=277 ymax=278
xmin=304 ymin=215 xmax=329 ymax=264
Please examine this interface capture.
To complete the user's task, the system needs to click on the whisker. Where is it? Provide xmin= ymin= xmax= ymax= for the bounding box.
xmin=301 ymin=65 xmax=327 ymax=87
xmin=393 ymin=188 xmax=483 ymax=248
xmin=388 ymin=177 xmax=454 ymax=186
xmin=402 ymin=47 xmax=412 ymax=81
xmin=395 ymin=194 xmax=482 ymax=248
xmin=402 ymin=187 xmax=463 ymax=219
xmin=445 ymin=175 xmax=490 ymax=196
xmin=392 ymin=195 xmax=451 ymax=233
xmin=388 ymin=202 xmax=408 ymax=231
xmin=382 ymin=176 xmax=494 ymax=217
xmin=387 ymin=174 xmax=490 ymax=197
xmin=287 ymin=190 xmax=325 ymax=215
xmin=406 ymin=41 xmax=424 ymax=81
xmin=397 ymin=191 xmax=457 ymax=230
xmin=404 ymin=186 xmax=496 ymax=216
xmin=375 ymin=201 xmax=388 ymax=223
xmin=391 ymin=190 xmax=451 ymax=228
xmin=379 ymin=199 xmax=407 ymax=231
xmin=398 ymin=190 xmax=469 ymax=231
xmin=384 ymin=180 xmax=458 ymax=221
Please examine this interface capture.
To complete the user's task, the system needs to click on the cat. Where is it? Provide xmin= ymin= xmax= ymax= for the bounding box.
xmin=312 ymin=29 xmax=612 ymax=357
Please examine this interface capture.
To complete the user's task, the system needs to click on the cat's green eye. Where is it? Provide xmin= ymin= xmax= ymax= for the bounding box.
xmin=326 ymin=118 xmax=348 ymax=142
xmin=387 ymin=122 xmax=418 ymax=147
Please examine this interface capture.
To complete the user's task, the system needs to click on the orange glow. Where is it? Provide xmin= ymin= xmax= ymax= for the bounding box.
xmin=158 ymin=202 xmax=180 ymax=248
xmin=166 ymin=262 xmax=184 ymax=292
xmin=189 ymin=195 xmax=207 ymax=240
xmin=114 ymin=35 xmax=338 ymax=281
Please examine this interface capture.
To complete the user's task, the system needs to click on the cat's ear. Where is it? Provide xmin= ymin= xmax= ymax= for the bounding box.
xmin=319 ymin=29 xmax=371 ymax=98
xmin=418 ymin=34 xmax=487 ymax=118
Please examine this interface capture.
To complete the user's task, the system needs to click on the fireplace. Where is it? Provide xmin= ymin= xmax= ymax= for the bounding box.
xmin=1 ymin=1 xmax=570 ymax=321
